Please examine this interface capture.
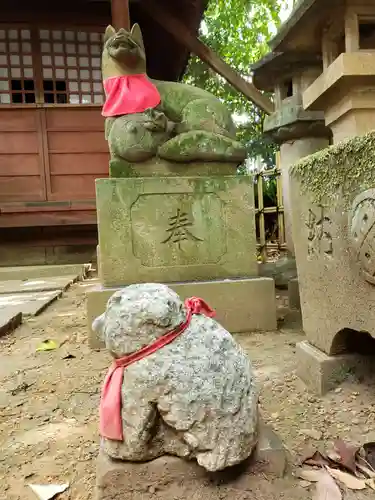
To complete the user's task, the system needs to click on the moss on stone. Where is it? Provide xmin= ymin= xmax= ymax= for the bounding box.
xmin=291 ymin=131 xmax=375 ymax=206
xmin=110 ymin=159 xmax=135 ymax=178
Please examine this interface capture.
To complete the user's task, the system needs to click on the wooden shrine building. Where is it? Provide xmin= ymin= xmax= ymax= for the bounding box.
xmin=0 ymin=0 xmax=272 ymax=264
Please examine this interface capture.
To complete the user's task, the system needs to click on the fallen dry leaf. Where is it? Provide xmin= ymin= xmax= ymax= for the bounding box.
xmin=28 ymin=483 xmax=69 ymax=500
xmin=301 ymin=449 xmax=331 ymax=467
xmin=326 ymin=467 xmax=367 ymax=490
xmin=334 ymin=439 xmax=359 ymax=474
xmin=327 ymin=451 xmax=341 ymax=463
xmin=365 ymin=479 xmax=375 ymax=491
xmin=299 ymin=480 xmax=312 ymax=488
xmin=356 ymin=462 xmax=375 ymax=479
xmin=313 ymin=470 xmax=342 ymax=500
xmin=297 ymin=468 xmax=327 ymax=483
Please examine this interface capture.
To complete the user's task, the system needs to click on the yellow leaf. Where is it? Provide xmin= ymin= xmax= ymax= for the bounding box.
xmin=36 ymin=339 xmax=59 ymax=352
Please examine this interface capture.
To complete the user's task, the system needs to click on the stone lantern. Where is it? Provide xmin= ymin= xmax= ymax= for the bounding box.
xmin=268 ymin=0 xmax=375 ymax=394
xmin=252 ymin=51 xmax=331 ymax=256
xmin=270 ymin=0 xmax=375 ymax=143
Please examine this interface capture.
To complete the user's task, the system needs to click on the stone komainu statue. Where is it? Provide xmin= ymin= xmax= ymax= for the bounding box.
xmin=93 ymin=283 xmax=259 ymax=472
xmin=101 ymin=24 xmax=246 ymax=166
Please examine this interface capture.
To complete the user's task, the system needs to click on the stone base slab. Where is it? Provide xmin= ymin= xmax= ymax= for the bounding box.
xmin=0 ymin=310 xmax=22 ymax=338
xmin=296 ymin=341 xmax=362 ymax=395
xmin=87 ymin=278 xmax=276 ymax=349
xmin=0 ymin=290 xmax=62 ymax=317
xmin=96 ymin=422 xmax=286 ymax=500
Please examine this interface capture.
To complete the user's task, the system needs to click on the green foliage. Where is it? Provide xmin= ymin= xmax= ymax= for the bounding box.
xmin=184 ymin=0 xmax=288 ymax=165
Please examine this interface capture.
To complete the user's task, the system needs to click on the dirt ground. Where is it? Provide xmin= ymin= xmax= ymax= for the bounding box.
xmin=1 ymin=278 xmax=375 ymax=500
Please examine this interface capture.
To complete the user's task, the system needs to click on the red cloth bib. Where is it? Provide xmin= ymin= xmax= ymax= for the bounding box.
xmin=99 ymin=297 xmax=215 ymax=441
xmin=102 ymin=74 xmax=161 ymax=117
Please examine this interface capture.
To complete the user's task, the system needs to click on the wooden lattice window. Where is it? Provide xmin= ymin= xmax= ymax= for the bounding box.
xmin=0 ymin=26 xmax=104 ymax=105
xmin=39 ymin=29 xmax=104 ymax=104
xmin=0 ymin=28 xmax=34 ymax=104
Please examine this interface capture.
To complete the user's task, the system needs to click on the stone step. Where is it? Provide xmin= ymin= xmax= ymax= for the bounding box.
xmin=0 ymin=263 xmax=90 ymax=282
xmin=0 ymin=275 xmax=79 ymax=295
xmin=0 ymin=310 xmax=22 ymax=338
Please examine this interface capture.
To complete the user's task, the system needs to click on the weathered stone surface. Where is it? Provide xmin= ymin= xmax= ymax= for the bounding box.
xmin=289 ymin=133 xmax=375 ymax=361
xmin=296 ymin=341 xmax=364 ymax=395
xmin=0 ymin=310 xmax=22 ymax=338
xmin=86 ymin=278 xmax=277 ymax=349
xmin=263 ymin=97 xmax=327 ymax=143
xmin=259 ymin=257 xmax=297 ymax=289
xmin=288 ymin=278 xmax=300 ymax=310
xmin=349 ymin=188 xmax=375 ymax=285
xmin=109 ymin=158 xmax=236 ymax=178
xmin=96 ymin=176 xmax=257 ymax=287
xmin=254 ymin=420 xmax=287 ymax=477
xmin=96 ymin=421 xmax=286 ymax=499
xmin=290 ymin=174 xmax=375 ymax=355
xmin=93 ymin=283 xmax=259 ymax=472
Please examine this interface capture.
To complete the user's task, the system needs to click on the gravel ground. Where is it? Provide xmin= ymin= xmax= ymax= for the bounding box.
xmin=0 ymin=279 xmax=374 ymax=499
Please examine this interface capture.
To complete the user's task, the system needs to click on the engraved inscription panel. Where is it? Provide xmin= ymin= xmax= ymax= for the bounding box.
xmin=130 ymin=193 xmax=226 ymax=267
xmin=305 ymin=204 xmax=333 ymax=258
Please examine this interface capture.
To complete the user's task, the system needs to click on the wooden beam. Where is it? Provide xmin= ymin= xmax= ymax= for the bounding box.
xmin=111 ymin=0 xmax=131 ymax=31
xmin=141 ymin=1 xmax=274 ymax=115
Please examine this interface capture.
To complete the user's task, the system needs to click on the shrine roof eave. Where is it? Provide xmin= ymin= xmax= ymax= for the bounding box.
xmin=268 ymin=0 xmax=343 ymax=53
xmin=251 ymin=51 xmax=322 ymax=91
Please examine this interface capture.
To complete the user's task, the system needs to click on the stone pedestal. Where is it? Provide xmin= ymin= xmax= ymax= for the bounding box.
xmin=96 ymin=421 xmax=287 ymax=500
xmin=96 ymin=176 xmax=257 ymax=286
xmin=296 ymin=341 xmax=362 ymax=395
xmin=88 ymin=174 xmax=277 ymax=347
xmin=290 ymin=132 xmax=375 ymax=392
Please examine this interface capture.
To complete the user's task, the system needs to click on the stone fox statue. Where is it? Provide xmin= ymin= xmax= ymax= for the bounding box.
xmin=102 ymin=24 xmax=246 ymax=164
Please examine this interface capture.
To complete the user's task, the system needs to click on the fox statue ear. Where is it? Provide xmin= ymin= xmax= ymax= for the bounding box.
xmin=130 ymin=23 xmax=145 ymax=51
xmin=104 ymin=25 xmax=116 ymax=43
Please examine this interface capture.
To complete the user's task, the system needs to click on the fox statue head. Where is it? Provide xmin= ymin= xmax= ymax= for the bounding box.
xmin=102 ymin=24 xmax=147 ymax=79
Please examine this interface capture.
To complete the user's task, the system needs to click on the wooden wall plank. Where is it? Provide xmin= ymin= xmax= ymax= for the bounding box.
xmin=0 ymin=176 xmax=44 ymax=201
xmin=0 ymin=132 xmax=39 ymax=154
xmin=50 ymin=174 xmax=101 ymax=199
xmin=0 ymin=109 xmax=38 ymax=131
xmin=0 ymin=209 xmax=98 ymax=227
xmin=45 ymin=108 xmax=105 ymax=130
xmin=45 ymin=107 xmax=108 ymax=202
xmin=49 ymin=153 xmax=109 ymax=175
xmin=0 ymin=155 xmax=40 ymax=176
xmin=47 ymin=132 xmax=107 ymax=153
